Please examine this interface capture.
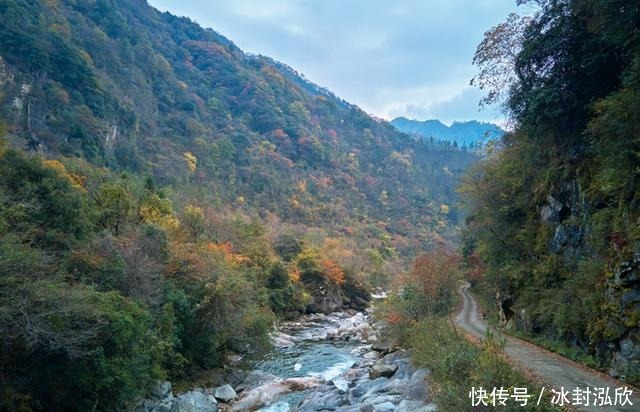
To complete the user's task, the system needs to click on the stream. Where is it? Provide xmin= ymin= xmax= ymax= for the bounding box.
xmin=253 ymin=312 xmax=373 ymax=411
xmin=137 ymin=305 xmax=437 ymax=411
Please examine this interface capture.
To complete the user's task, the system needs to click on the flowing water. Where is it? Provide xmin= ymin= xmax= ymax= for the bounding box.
xmin=251 ymin=312 xmax=372 ymax=411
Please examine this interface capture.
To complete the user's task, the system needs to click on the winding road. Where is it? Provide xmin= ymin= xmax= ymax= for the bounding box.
xmin=456 ymin=283 xmax=640 ymax=412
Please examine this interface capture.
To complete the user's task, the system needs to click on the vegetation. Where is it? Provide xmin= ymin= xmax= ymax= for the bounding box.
xmin=381 ymin=249 xmax=561 ymax=412
xmin=0 ymin=0 xmax=476 ymax=254
xmin=462 ymin=0 xmax=640 ymax=383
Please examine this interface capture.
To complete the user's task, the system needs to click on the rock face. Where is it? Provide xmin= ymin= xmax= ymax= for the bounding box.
xmin=606 ymin=254 xmax=640 ymax=380
xmin=534 ymin=179 xmax=640 ymax=382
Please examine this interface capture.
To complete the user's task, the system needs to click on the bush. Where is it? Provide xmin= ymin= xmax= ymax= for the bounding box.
xmin=0 ymin=279 xmax=164 ymax=412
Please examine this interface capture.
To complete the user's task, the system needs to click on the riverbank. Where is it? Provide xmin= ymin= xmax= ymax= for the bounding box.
xmin=135 ymin=308 xmax=436 ymax=412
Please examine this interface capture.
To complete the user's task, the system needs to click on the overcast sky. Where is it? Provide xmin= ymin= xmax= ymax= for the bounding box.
xmin=149 ymin=0 xmax=526 ymax=125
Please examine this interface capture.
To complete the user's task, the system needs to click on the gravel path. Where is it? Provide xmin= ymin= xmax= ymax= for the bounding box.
xmin=455 ymin=283 xmax=639 ymax=412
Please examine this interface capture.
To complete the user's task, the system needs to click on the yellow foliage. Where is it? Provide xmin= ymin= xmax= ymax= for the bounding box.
xmin=138 ymin=194 xmax=180 ymax=230
xmin=42 ymin=159 xmax=86 ymax=191
xmin=440 ymin=204 xmax=450 ymax=214
xmin=183 ymin=151 xmax=197 ymax=173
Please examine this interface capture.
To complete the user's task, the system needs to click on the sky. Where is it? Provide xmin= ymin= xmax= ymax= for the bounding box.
xmin=149 ymin=0 xmax=526 ymax=125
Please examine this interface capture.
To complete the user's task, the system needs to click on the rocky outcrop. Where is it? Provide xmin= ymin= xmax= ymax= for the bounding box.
xmin=540 ymin=180 xmax=589 ymax=260
xmin=606 ymin=253 xmax=640 ymax=381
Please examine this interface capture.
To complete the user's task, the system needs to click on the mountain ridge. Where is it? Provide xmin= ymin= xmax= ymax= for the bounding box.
xmin=391 ymin=116 xmax=504 ymax=147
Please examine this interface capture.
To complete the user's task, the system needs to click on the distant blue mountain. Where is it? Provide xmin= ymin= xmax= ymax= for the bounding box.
xmin=391 ymin=117 xmax=504 ymax=147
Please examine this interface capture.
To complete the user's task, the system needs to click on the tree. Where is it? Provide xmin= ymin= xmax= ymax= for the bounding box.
xmin=95 ymin=181 xmax=132 ymax=235
xmin=182 ymin=204 xmax=205 ymax=243
xmin=273 ymin=233 xmax=302 ymax=262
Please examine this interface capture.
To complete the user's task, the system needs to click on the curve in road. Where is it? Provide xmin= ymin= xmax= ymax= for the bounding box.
xmin=456 ymin=282 xmax=639 ymax=412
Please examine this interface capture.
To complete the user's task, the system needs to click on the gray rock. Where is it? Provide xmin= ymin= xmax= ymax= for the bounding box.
xmin=369 ymin=363 xmax=397 ymax=379
xmin=235 ymin=370 xmax=279 ymax=392
xmin=372 ymin=402 xmax=396 ymax=411
xmin=396 ymin=400 xmax=426 ymax=412
xmin=299 ymin=387 xmax=347 ymax=410
xmin=403 ymin=369 xmax=430 ymax=402
xmin=371 ymin=338 xmax=396 ymax=354
xmin=152 ymin=399 xmax=174 ymax=412
xmin=349 ymin=377 xmax=389 ymax=402
xmin=151 ymin=381 xmax=173 ymax=400
xmin=213 ymin=384 xmax=236 ymax=403
xmin=380 ymin=378 xmax=409 ymax=395
xmin=331 ymin=376 xmax=349 ymax=393
xmin=171 ymin=391 xmax=217 ymax=412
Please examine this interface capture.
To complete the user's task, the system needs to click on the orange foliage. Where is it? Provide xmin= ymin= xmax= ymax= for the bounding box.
xmin=399 ymin=249 xmax=459 ymax=301
xmin=288 ymin=266 xmax=301 ymax=283
xmin=319 ymin=258 xmax=345 ymax=285
xmin=204 ymin=242 xmax=250 ymax=266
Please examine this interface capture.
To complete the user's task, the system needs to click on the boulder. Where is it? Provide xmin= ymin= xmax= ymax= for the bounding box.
xmin=235 ymin=370 xmax=279 ymax=392
xmin=171 ymin=391 xmax=217 ymax=412
xmin=371 ymin=338 xmax=396 ymax=354
xmin=230 ymin=376 xmax=324 ymax=412
xmin=403 ymin=369 xmax=430 ymax=402
xmin=152 ymin=399 xmax=174 ymax=412
xmin=369 ymin=363 xmax=397 ymax=379
xmin=299 ymin=386 xmax=347 ymax=410
xmin=213 ymin=384 xmax=236 ymax=403
xmin=151 ymin=381 xmax=172 ymax=400
xmin=372 ymin=402 xmax=396 ymax=411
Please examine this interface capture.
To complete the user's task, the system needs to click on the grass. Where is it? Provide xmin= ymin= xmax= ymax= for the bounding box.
xmin=404 ymin=318 xmax=564 ymax=412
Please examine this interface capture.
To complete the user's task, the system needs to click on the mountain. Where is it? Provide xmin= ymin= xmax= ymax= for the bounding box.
xmin=0 ymin=0 xmax=477 ymax=248
xmin=391 ymin=117 xmax=504 ymax=147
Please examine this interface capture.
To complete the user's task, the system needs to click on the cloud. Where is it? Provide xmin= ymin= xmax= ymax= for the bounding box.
xmin=149 ymin=0 xmax=521 ymax=124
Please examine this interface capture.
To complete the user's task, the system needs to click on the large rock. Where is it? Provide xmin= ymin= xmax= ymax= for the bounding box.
xmin=372 ymin=402 xmax=395 ymax=411
xmin=230 ymin=376 xmax=324 ymax=411
xmin=171 ymin=391 xmax=217 ymax=412
xmin=299 ymin=386 xmax=347 ymax=410
xmin=151 ymin=381 xmax=173 ymax=400
xmin=306 ymin=279 xmax=344 ymax=314
xmin=402 ymin=369 xmax=430 ymax=402
xmin=213 ymin=384 xmax=236 ymax=403
xmin=369 ymin=363 xmax=397 ymax=379
xmin=235 ymin=370 xmax=279 ymax=392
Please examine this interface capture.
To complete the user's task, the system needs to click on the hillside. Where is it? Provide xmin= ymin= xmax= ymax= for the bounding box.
xmin=0 ymin=0 xmax=476 ymax=249
xmin=461 ymin=0 xmax=640 ymax=385
xmin=391 ymin=117 xmax=504 ymax=147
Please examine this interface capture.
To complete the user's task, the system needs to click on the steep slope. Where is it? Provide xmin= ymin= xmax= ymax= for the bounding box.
xmin=391 ymin=117 xmax=504 ymax=147
xmin=0 ymin=0 xmax=476 ymax=251
xmin=461 ymin=0 xmax=640 ymax=384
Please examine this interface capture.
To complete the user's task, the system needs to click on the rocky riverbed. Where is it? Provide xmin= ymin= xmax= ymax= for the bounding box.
xmin=136 ymin=309 xmax=437 ymax=412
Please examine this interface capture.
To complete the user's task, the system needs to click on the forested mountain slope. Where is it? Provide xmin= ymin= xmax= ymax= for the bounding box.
xmin=0 ymin=1 xmax=477 ymax=410
xmin=462 ymin=0 xmax=640 ymax=385
xmin=0 ymin=0 xmax=475 ymax=246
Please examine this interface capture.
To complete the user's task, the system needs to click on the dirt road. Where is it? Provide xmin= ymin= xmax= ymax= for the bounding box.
xmin=455 ymin=283 xmax=639 ymax=412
